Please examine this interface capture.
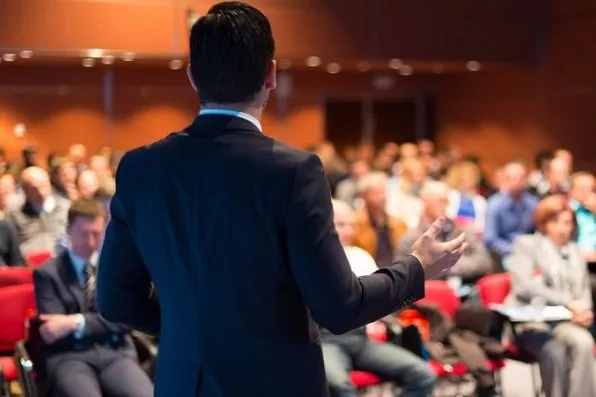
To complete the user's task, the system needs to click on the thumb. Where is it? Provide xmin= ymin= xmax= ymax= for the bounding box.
xmin=424 ymin=217 xmax=445 ymax=240
xmin=438 ymin=232 xmax=467 ymax=253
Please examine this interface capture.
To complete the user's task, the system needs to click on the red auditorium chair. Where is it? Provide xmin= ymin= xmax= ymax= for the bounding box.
xmin=418 ymin=280 xmax=506 ymax=396
xmin=0 ymin=284 xmax=36 ymax=396
xmin=0 ymin=268 xmax=33 ymax=288
xmin=476 ymin=273 xmax=542 ymax=397
xmin=25 ymin=251 xmax=52 ymax=268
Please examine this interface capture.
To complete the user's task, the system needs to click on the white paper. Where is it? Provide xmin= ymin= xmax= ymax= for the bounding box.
xmin=489 ymin=304 xmax=572 ymax=322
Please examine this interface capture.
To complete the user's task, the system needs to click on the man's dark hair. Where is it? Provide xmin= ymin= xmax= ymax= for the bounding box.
xmin=534 ymin=149 xmax=554 ymax=169
xmin=67 ymin=198 xmax=103 ymax=226
xmin=189 ymin=1 xmax=275 ymax=104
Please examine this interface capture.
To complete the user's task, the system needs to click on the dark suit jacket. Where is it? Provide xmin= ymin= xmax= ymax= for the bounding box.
xmin=33 ymin=252 xmax=136 ymax=373
xmin=96 ymin=114 xmax=425 ymax=397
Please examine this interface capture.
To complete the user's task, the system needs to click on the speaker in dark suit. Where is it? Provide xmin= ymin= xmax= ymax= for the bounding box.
xmin=34 ymin=199 xmax=152 ymax=397
xmin=96 ymin=3 xmax=465 ymax=397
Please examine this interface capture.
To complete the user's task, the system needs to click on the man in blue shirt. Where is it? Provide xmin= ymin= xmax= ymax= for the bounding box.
xmin=484 ymin=160 xmax=538 ymax=268
xmin=568 ymin=172 xmax=596 ymax=262
xmin=33 ymin=198 xmax=152 ymax=397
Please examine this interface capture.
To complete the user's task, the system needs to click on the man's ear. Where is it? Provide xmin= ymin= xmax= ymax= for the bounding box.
xmin=186 ymin=64 xmax=198 ymax=92
xmin=264 ymin=59 xmax=277 ymax=90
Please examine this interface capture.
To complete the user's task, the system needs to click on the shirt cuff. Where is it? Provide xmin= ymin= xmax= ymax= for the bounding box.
xmin=73 ymin=314 xmax=86 ymax=339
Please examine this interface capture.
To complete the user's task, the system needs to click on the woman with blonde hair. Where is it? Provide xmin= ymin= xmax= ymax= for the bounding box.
xmin=446 ymin=160 xmax=487 ymax=232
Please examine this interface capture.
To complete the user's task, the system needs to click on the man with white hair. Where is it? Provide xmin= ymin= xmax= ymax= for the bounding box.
xmin=322 ymin=199 xmax=436 ymax=397
xmin=352 ymin=172 xmax=408 ymax=268
xmin=5 ymin=166 xmax=69 ymax=256
xmin=397 ymin=181 xmax=492 ymax=283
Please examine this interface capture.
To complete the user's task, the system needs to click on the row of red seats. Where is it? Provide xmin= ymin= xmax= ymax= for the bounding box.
xmin=0 ymin=267 xmax=521 ymax=396
xmin=0 ymin=267 xmax=36 ymax=396
xmin=350 ymin=277 xmax=511 ymax=394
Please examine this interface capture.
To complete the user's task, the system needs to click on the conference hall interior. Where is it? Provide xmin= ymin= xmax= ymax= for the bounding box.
xmin=1 ymin=1 xmax=595 ymax=396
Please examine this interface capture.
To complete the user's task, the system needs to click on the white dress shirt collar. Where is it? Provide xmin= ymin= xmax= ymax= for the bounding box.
xmin=199 ymin=109 xmax=262 ymax=132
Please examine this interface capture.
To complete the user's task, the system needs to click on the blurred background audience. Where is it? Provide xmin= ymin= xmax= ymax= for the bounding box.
xmin=1 ymin=1 xmax=596 ymax=396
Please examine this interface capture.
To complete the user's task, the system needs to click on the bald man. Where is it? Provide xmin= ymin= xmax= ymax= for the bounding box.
xmin=5 ymin=167 xmax=69 ymax=256
xmin=77 ymin=169 xmax=100 ymax=200
xmin=397 ymin=181 xmax=492 ymax=282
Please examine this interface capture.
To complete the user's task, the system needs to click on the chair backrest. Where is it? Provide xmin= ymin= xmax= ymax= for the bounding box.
xmin=0 ymin=284 xmax=36 ymax=351
xmin=0 ymin=267 xmax=33 ymax=288
xmin=476 ymin=273 xmax=511 ymax=306
xmin=417 ymin=280 xmax=461 ymax=319
xmin=26 ymin=251 xmax=52 ymax=268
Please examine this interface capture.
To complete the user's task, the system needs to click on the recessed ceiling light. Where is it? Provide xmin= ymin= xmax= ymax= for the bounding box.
xmin=356 ymin=61 xmax=371 ymax=72
xmin=13 ymin=123 xmax=26 ymax=137
xmin=399 ymin=65 xmax=413 ymax=76
xmin=326 ymin=63 xmax=341 ymax=74
xmin=278 ymin=59 xmax=291 ymax=70
xmin=306 ymin=56 xmax=321 ymax=67
xmin=169 ymin=59 xmax=184 ymax=70
xmin=87 ymin=49 xmax=103 ymax=58
xmin=122 ymin=52 xmax=135 ymax=62
xmin=3 ymin=54 xmax=16 ymax=62
xmin=20 ymin=50 xmax=33 ymax=59
xmin=82 ymin=58 xmax=95 ymax=67
xmin=466 ymin=60 xmax=481 ymax=71
xmin=101 ymin=55 xmax=115 ymax=65
xmin=389 ymin=58 xmax=403 ymax=70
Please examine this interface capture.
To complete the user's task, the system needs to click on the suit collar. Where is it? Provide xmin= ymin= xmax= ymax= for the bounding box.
xmin=186 ymin=114 xmax=262 ymax=137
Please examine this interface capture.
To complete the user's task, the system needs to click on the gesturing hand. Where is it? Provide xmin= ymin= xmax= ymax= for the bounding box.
xmin=411 ymin=217 xmax=468 ymax=279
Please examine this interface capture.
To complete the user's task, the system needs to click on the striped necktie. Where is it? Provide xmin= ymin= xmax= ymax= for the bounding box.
xmin=84 ymin=262 xmax=96 ymax=311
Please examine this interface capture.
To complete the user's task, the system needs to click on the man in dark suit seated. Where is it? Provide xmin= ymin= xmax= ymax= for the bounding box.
xmin=33 ymin=198 xmax=153 ymax=397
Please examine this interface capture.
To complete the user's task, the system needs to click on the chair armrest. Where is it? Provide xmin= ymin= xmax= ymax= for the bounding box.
xmin=14 ymin=339 xmax=38 ymax=397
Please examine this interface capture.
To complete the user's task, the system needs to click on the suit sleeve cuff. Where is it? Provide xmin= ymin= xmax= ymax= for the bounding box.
xmin=399 ymin=254 xmax=426 ymax=304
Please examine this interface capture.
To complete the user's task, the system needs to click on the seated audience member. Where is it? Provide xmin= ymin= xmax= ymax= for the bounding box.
xmin=322 ymin=199 xmax=436 ymax=397
xmin=0 ymin=173 xmax=19 ymax=219
xmin=352 ymin=172 xmax=408 ymax=268
xmin=506 ymin=195 xmax=595 ymax=397
xmin=34 ymin=198 xmax=153 ymax=397
xmin=0 ymin=220 xmax=25 ymax=266
xmin=528 ymin=149 xmax=554 ymax=195
xmin=76 ymin=169 xmax=100 ymax=200
xmin=567 ymin=172 xmax=596 ymax=263
xmin=529 ymin=156 xmax=570 ymax=199
xmin=54 ymin=181 xmax=116 ymax=256
xmin=68 ymin=143 xmax=88 ymax=174
xmin=89 ymin=154 xmax=114 ymax=186
xmin=386 ymin=159 xmax=425 ymax=229
xmin=397 ymin=181 xmax=492 ymax=283
xmin=5 ymin=167 xmax=69 ymax=255
xmin=484 ymin=160 xmax=538 ymax=268
xmin=445 ymin=160 xmax=487 ymax=233
xmin=49 ymin=156 xmax=79 ymax=201
xmin=334 ymin=160 xmax=370 ymax=209
xmin=554 ymin=148 xmax=573 ymax=174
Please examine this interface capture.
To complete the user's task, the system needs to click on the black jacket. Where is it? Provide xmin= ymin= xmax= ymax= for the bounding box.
xmin=96 ymin=114 xmax=425 ymax=397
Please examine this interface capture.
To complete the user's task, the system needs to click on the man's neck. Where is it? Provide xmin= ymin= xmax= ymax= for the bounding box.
xmin=201 ymin=102 xmax=263 ymax=121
